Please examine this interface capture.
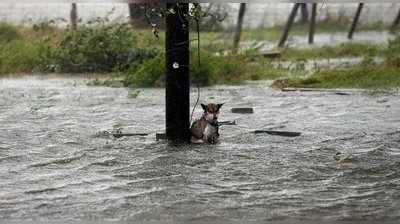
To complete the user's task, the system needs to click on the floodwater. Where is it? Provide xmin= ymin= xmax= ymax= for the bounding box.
xmin=0 ymin=75 xmax=400 ymax=223
xmin=271 ymin=57 xmax=385 ymax=72
xmin=243 ymin=31 xmax=395 ymax=51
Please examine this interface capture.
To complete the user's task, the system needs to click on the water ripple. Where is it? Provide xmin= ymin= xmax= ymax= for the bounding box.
xmin=1 ymin=76 xmax=400 ymax=222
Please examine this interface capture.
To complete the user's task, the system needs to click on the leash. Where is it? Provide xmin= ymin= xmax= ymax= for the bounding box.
xmin=190 ymin=4 xmax=202 ymax=125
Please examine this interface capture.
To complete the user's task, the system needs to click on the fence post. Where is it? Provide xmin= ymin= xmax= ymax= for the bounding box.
xmin=300 ymin=3 xmax=309 ymax=24
xmin=391 ymin=9 xmax=400 ymax=31
xmin=309 ymin=3 xmax=317 ymax=44
xmin=348 ymin=3 xmax=364 ymax=40
xmin=278 ymin=3 xmax=300 ymax=48
xmin=70 ymin=3 xmax=78 ymax=30
xmin=233 ymin=3 xmax=246 ymax=53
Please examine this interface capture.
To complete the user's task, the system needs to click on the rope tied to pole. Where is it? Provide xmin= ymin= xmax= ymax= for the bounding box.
xmin=190 ymin=3 xmax=202 ymax=125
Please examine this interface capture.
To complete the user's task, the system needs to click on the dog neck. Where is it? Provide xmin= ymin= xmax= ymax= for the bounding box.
xmin=201 ymin=112 xmax=218 ymax=126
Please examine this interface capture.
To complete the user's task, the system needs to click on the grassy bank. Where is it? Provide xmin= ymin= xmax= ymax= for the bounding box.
xmin=280 ymin=42 xmax=384 ymax=61
xmin=285 ymin=35 xmax=400 ymax=90
xmin=0 ymin=22 xmax=399 ymax=89
xmin=0 ymin=23 xmax=52 ymax=74
xmin=287 ymin=66 xmax=400 ymax=89
xmin=122 ymin=51 xmax=286 ymax=87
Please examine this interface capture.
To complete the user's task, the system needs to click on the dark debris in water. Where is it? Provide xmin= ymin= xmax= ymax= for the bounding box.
xmin=253 ymin=130 xmax=301 ymax=137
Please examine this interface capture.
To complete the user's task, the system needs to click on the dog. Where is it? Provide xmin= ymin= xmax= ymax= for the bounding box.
xmin=190 ymin=103 xmax=223 ymax=144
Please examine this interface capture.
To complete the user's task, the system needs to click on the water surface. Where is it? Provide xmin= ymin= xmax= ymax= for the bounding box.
xmin=0 ymin=75 xmax=399 ymax=223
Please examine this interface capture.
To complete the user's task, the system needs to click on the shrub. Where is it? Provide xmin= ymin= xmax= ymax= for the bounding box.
xmin=123 ymin=50 xmax=260 ymax=87
xmin=0 ymin=40 xmax=43 ymax=74
xmin=287 ymin=66 xmax=400 ymax=89
xmin=0 ymin=23 xmax=19 ymax=43
xmin=190 ymin=51 xmax=217 ymax=86
xmin=282 ymin=43 xmax=381 ymax=61
xmin=124 ymin=53 xmax=165 ymax=87
xmin=214 ymin=54 xmax=250 ymax=83
xmin=51 ymin=24 xmax=140 ymax=73
xmin=0 ymin=23 xmax=57 ymax=75
xmin=125 ymin=50 xmax=282 ymax=87
xmin=124 ymin=50 xmax=219 ymax=87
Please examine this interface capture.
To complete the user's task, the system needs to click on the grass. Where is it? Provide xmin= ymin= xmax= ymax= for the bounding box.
xmin=280 ymin=42 xmax=384 ymax=61
xmin=0 ymin=23 xmax=20 ymax=43
xmin=122 ymin=51 xmax=283 ymax=87
xmin=286 ymin=35 xmax=400 ymax=90
xmin=0 ymin=39 xmax=44 ymax=74
xmin=0 ymin=22 xmax=61 ymax=74
xmin=287 ymin=65 xmax=400 ymax=89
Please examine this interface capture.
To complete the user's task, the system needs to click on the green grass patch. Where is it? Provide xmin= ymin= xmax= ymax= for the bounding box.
xmin=0 ymin=23 xmax=160 ymax=75
xmin=385 ymin=35 xmax=400 ymax=67
xmin=280 ymin=42 xmax=383 ymax=61
xmin=285 ymin=34 xmax=400 ymax=90
xmin=124 ymin=53 xmax=165 ymax=87
xmin=287 ymin=65 xmax=400 ymax=89
xmin=49 ymin=24 xmax=160 ymax=73
xmin=0 ymin=23 xmax=20 ymax=43
xmin=0 ymin=39 xmax=45 ymax=74
xmin=122 ymin=51 xmax=283 ymax=87
xmin=0 ymin=23 xmax=59 ymax=75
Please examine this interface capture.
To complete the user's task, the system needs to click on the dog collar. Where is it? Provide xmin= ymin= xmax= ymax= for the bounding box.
xmin=202 ymin=112 xmax=218 ymax=126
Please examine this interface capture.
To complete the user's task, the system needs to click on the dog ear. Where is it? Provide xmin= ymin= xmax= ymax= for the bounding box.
xmin=217 ymin=103 xmax=224 ymax=111
xmin=201 ymin=103 xmax=207 ymax=111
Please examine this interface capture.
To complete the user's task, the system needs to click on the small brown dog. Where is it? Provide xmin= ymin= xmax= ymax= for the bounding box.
xmin=190 ymin=103 xmax=223 ymax=144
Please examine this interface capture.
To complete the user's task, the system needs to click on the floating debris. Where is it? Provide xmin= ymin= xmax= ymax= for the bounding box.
xmin=259 ymin=50 xmax=281 ymax=58
xmin=231 ymin=108 xmax=254 ymax=114
xmin=377 ymin=98 xmax=389 ymax=103
xmin=281 ymin=87 xmax=354 ymax=95
xmin=112 ymin=133 xmax=148 ymax=138
xmin=253 ymin=130 xmax=301 ymax=137
xmin=334 ymin=92 xmax=351 ymax=96
xmin=334 ymin=152 xmax=354 ymax=164
xmin=218 ymin=120 xmax=237 ymax=126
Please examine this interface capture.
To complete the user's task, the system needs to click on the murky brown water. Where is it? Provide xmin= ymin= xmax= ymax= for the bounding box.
xmin=1 ymin=75 xmax=400 ymax=223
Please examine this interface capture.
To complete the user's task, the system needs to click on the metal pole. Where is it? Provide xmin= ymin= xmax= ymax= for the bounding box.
xmin=309 ymin=3 xmax=317 ymax=44
xmin=233 ymin=3 xmax=246 ymax=53
xmin=348 ymin=3 xmax=364 ymax=40
xmin=165 ymin=3 xmax=190 ymax=143
xmin=391 ymin=9 xmax=400 ymax=31
xmin=278 ymin=3 xmax=300 ymax=48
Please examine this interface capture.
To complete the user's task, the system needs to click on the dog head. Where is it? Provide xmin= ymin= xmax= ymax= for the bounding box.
xmin=201 ymin=103 xmax=223 ymax=123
